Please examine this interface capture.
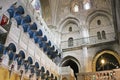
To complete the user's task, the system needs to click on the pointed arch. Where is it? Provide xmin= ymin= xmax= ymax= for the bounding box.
xmin=57 ymin=17 xmax=80 ymax=32
xmin=7 ymin=43 xmax=16 ymax=52
xmin=92 ymin=50 xmax=120 ymax=72
xmin=86 ymin=10 xmax=112 ymax=28
xmin=60 ymin=56 xmax=81 ymax=73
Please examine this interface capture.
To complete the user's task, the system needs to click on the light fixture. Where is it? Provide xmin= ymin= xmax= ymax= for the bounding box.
xmin=101 ymin=59 xmax=105 ymax=65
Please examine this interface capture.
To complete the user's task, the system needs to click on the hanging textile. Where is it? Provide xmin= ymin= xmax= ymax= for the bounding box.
xmin=0 ymin=14 xmax=9 ymax=26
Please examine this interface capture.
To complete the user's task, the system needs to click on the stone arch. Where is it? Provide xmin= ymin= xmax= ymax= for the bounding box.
xmin=60 ymin=56 xmax=81 ymax=73
xmin=92 ymin=50 xmax=120 ymax=72
xmin=18 ymin=50 xmax=26 ymax=59
xmin=6 ymin=42 xmax=17 ymax=52
xmin=86 ymin=10 xmax=113 ymax=28
xmin=57 ymin=17 xmax=80 ymax=32
xmin=86 ymin=10 xmax=114 ymax=37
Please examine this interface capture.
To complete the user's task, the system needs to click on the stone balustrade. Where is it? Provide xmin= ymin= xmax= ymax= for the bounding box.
xmin=77 ymin=69 xmax=120 ymax=80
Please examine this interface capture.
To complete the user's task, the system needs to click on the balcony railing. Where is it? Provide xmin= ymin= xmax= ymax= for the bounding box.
xmin=61 ymin=32 xmax=115 ymax=49
xmin=77 ymin=69 xmax=120 ymax=80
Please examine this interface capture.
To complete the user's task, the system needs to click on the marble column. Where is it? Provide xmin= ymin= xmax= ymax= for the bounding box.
xmin=82 ymin=46 xmax=89 ymax=72
xmin=81 ymin=26 xmax=89 ymax=72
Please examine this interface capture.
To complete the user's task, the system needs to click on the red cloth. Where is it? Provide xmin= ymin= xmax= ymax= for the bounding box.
xmin=0 ymin=14 xmax=8 ymax=26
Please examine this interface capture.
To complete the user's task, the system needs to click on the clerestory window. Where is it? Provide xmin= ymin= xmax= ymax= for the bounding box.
xmin=83 ymin=0 xmax=91 ymax=10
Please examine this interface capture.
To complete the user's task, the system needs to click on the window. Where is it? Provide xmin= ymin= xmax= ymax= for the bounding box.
xmin=68 ymin=37 xmax=73 ymax=47
xmin=102 ymin=30 xmax=106 ymax=39
xmin=97 ymin=32 xmax=102 ymax=40
xmin=97 ymin=20 xmax=101 ymax=25
xmin=83 ymin=0 xmax=91 ymax=10
xmin=69 ymin=27 xmax=72 ymax=32
xmin=71 ymin=1 xmax=79 ymax=13
xmin=73 ymin=4 xmax=79 ymax=12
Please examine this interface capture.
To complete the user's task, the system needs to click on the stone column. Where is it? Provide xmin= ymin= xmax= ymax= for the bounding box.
xmin=82 ymin=46 xmax=89 ymax=72
xmin=81 ymin=26 xmax=89 ymax=72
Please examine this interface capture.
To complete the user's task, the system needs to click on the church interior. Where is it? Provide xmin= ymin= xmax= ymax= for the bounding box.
xmin=0 ymin=0 xmax=120 ymax=80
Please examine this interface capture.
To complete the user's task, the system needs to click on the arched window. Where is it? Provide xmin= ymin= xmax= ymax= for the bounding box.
xmin=68 ymin=37 xmax=73 ymax=47
xmin=102 ymin=30 xmax=106 ymax=39
xmin=69 ymin=27 xmax=72 ymax=32
xmin=71 ymin=1 xmax=79 ymax=13
xmin=83 ymin=0 xmax=91 ymax=10
xmin=97 ymin=32 xmax=102 ymax=40
xmin=97 ymin=20 xmax=101 ymax=25
xmin=73 ymin=4 xmax=79 ymax=12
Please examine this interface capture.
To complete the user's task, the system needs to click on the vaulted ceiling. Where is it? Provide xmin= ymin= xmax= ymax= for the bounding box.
xmin=40 ymin=0 xmax=112 ymax=30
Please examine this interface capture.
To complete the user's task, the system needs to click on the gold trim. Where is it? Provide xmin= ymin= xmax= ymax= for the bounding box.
xmin=92 ymin=50 xmax=120 ymax=72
